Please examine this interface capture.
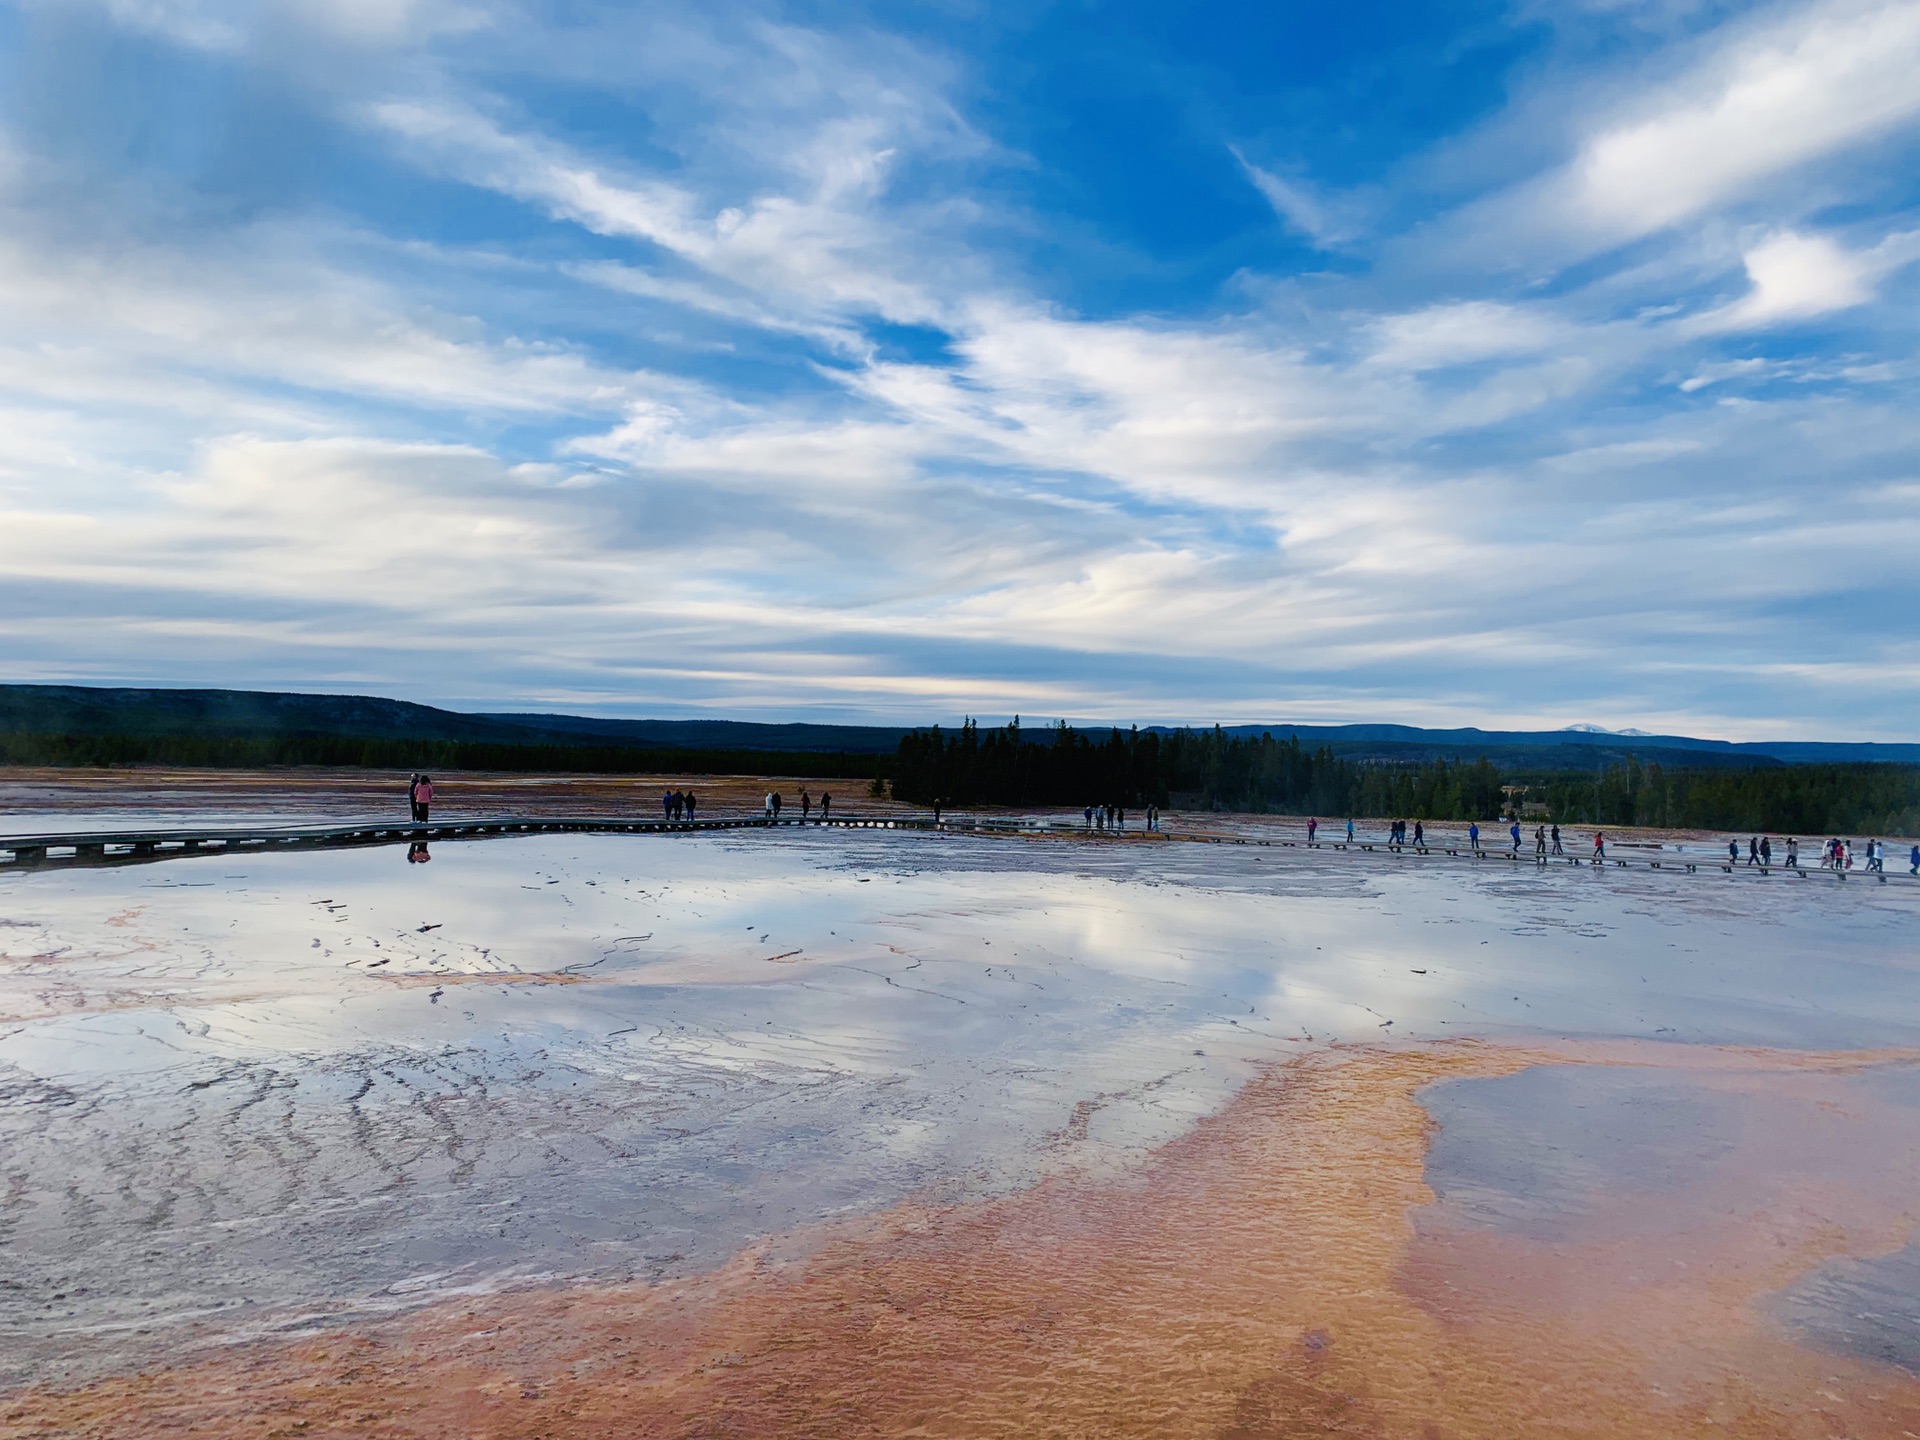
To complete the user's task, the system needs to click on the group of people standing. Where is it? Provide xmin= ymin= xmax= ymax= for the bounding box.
xmin=1082 ymin=803 xmax=1159 ymax=832
xmin=662 ymin=790 xmax=698 ymax=822
xmin=762 ymin=789 xmax=831 ymax=822
xmin=1298 ymin=815 xmax=1916 ymax=874
xmin=406 ymin=773 xmax=433 ymax=822
xmin=1722 ymin=835 xmax=1917 ymax=874
xmin=1806 ymin=836 xmax=1910 ymax=873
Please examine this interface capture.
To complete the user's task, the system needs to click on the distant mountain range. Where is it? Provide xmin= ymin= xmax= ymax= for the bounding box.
xmin=2 ymin=684 xmax=1915 ymax=769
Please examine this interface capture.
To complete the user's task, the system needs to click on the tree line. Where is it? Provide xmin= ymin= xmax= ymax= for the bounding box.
xmin=5 ymin=717 xmax=1913 ymax=836
xmin=890 ymin=720 xmax=1920 ymax=836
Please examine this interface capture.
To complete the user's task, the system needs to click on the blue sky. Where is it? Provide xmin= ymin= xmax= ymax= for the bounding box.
xmin=1 ymin=0 xmax=1918 ymax=738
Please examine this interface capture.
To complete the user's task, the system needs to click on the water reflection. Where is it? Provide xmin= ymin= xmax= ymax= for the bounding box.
xmin=1 ymin=828 xmax=1918 ymax=1389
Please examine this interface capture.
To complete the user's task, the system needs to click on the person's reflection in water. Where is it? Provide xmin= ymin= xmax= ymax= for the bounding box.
xmin=406 ymin=842 xmax=432 ymax=864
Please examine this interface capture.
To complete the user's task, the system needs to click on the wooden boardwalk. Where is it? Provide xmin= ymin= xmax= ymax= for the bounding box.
xmin=0 ymin=814 xmax=1019 ymax=870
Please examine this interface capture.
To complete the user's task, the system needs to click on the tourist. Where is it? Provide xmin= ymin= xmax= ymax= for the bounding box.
xmin=1413 ymin=820 xmax=1424 ymax=848
xmin=414 ymin=775 xmax=433 ymax=823
xmin=1468 ymin=821 xmax=1480 ymax=852
xmin=1509 ymin=820 xmax=1521 ymax=855
xmin=1593 ymin=830 xmax=1606 ymax=862
xmin=1785 ymin=837 xmax=1798 ymax=868
xmin=772 ymin=792 xmax=783 ymax=821
xmin=407 ymin=773 xmax=421 ymax=821
xmin=1550 ymin=823 xmax=1563 ymax=855
xmin=1535 ymin=825 xmax=1547 ymax=859
xmin=1346 ymin=818 xmax=1354 ymax=843
xmin=1084 ymin=805 xmax=1095 ymax=829
xmin=1747 ymin=837 xmax=1760 ymax=867
xmin=1910 ymin=844 xmax=1918 ymax=876
xmin=933 ymin=800 xmax=942 ymax=826
xmin=1869 ymin=838 xmax=1884 ymax=873
xmin=801 ymin=789 xmax=811 ymax=820
xmin=817 ymin=792 xmax=828 ymax=821
xmin=1307 ymin=817 xmax=1318 ymax=845
xmin=1760 ymin=836 xmax=1772 ymax=866
xmin=662 ymin=791 xmax=674 ymax=821
xmin=1728 ymin=838 xmax=1740 ymax=866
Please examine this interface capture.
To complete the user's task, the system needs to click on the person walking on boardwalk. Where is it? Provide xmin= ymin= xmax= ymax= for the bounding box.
xmin=413 ymin=775 xmax=433 ymax=823
xmin=1413 ymin=820 xmax=1424 ymax=848
xmin=407 ymin=774 xmax=421 ymax=821
xmin=1747 ymin=837 xmax=1760 ymax=867
xmin=1468 ymin=821 xmax=1480 ymax=852
xmin=1728 ymin=838 xmax=1740 ymax=866
xmin=663 ymin=791 xmax=675 ymax=822
xmin=1593 ymin=830 xmax=1606 ymax=863
xmin=1760 ymin=836 xmax=1772 ymax=867
xmin=1509 ymin=820 xmax=1522 ymax=856
xmin=1535 ymin=825 xmax=1547 ymax=859
xmin=1346 ymin=818 xmax=1355 ymax=843
xmin=1910 ymin=843 xmax=1918 ymax=876
xmin=932 ymin=800 xmax=942 ymax=826
xmin=1307 ymin=817 xmax=1318 ymax=845
xmin=1550 ymin=823 xmax=1563 ymax=856
xmin=772 ymin=792 xmax=783 ymax=822
xmin=1785 ymin=837 xmax=1799 ymax=868
xmin=801 ymin=790 xmax=811 ymax=821
xmin=817 ymin=792 xmax=828 ymax=821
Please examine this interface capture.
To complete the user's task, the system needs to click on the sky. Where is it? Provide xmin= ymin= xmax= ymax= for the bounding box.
xmin=1 ymin=0 xmax=1917 ymax=738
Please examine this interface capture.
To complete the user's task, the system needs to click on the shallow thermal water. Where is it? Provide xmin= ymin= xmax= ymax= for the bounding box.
xmin=2 ymin=826 xmax=1918 ymax=1402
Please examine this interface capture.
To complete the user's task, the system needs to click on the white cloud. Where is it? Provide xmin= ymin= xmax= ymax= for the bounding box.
xmin=1712 ymin=230 xmax=1872 ymax=325
xmin=1232 ymin=149 xmax=1350 ymax=247
xmin=0 ymin=225 xmax=643 ymax=427
xmin=53 ymin=0 xmax=494 ymax=51
xmin=1567 ymin=0 xmax=1920 ymax=239
xmin=1366 ymin=302 xmax=1572 ymax=371
xmin=1676 ymin=356 xmax=1771 ymax=391
xmin=1691 ymin=225 xmax=1920 ymax=330
xmin=367 ymin=82 xmax=973 ymax=329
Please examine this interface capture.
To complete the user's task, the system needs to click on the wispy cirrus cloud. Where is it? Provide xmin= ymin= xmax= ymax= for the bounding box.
xmin=0 ymin=0 xmax=1917 ymax=735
